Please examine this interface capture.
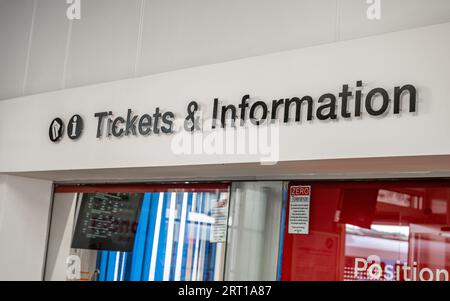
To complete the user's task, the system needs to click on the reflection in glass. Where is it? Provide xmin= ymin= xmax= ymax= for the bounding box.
xmin=225 ymin=182 xmax=283 ymax=280
xmin=281 ymin=182 xmax=450 ymax=281
xmin=47 ymin=189 xmax=229 ymax=281
xmin=93 ymin=191 xmax=228 ymax=281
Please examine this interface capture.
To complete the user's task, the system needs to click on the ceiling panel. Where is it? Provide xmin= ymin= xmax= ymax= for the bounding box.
xmin=1 ymin=0 xmax=450 ymax=100
xmin=25 ymin=0 xmax=69 ymax=96
xmin=138 ymin=0 xmax=337 ymax=76
xmin=340 ymin=0 xmax=450 ymax=40
xmin=0 ymin=0 xmax=34 ymax=100
xmin=64 ymin=0 xmax=141 ymax=89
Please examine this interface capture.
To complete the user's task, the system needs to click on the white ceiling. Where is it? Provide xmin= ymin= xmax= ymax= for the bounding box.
xmin=1 ymin=0 xmax=450 ymax=101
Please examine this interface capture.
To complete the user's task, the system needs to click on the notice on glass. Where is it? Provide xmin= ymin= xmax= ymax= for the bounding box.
xmin=288 ymin=185 xmax=311 ymax=235
xmin=71 ymin=192 xmax=143 ymax=252
xmin=210 ymin=195 xmax=229 ymax=243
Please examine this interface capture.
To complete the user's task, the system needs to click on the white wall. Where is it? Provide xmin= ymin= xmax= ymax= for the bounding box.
xmin=1 ymin=0 xmax=450 ymax=100
xmin=0 ymin=175 xmax=53 ymax=280
xmin=1 ymin=23 xmax=450 ymax=174
xmin=44 ymin=193 xmax=77 ymax=281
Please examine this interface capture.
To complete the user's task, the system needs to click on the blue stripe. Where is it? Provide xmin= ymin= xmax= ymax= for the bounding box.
xmin=129 ymin=193 xmax=152 ymax=280
xmin=120 ymin=252 xmax=127 ymax=280
xmin=198 ymin=192 xmax=207 ymax=280
xmin=190 ymin=192 xmax=202 ymax=279
xmin=98 ymin=251 xmax=108 ymax=281
xmin=169 ymin=192 xmax=184 ymax=280
xmin=91 ymin=190 xmax=224 ymax=282
xmin=154 ymin=192 xmax=170 ymax=280
xmin=277 ymin=184 xmax=289 ymax=281
xmin=180 ymin=192 xmax=193 ymax=281
xmin=202 ymin=226 xmax=210 ymax=280
xmin=205 ymin=192 xmax=220 ymax=280
xmin=202 ymin=193 xmax=212 ymax=280
xmin=208 ymin=242 xmax=217 ymax=280
xmin=123 ymin=250 xmax=133 ymax=280
xmin=116 ymin=252 xmax=123 ymax=281
xmin=141 ymin=193 xmax=159 ymax=281
xmin=106 ymin=252 xmax=117 ymax=281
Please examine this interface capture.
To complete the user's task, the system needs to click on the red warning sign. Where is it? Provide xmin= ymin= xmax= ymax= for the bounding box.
xmin=290 ymin=186 xmax=311 ymax=196
xmin=288 ymin=185 xmax=311 ymax=235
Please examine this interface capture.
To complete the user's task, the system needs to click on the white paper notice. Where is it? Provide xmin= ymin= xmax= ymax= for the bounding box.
xmin=288 ymin=185 xmax=311 ymax=234
xmin=210 ymin=197 xmax=229 ymax=243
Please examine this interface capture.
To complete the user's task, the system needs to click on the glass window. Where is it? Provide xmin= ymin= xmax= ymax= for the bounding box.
xmin=45 ymin=185 xmax=230 ymax=281
xmin=224 ymin=181 xmax=284 ymax=280
xmin=281 ymin=181 xmax=450 ymax=281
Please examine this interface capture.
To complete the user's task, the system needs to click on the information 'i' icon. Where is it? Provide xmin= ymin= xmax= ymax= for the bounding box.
xmin=68 ymin=114 xmax=84 ymax=140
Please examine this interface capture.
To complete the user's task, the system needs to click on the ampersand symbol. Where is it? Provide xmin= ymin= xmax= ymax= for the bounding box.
xmin=184 ymin=101 xmax=200 ymax=132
